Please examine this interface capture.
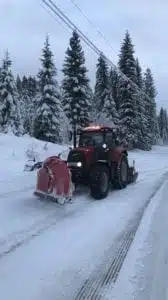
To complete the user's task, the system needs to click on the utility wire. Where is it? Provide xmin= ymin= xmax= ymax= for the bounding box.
xmin=68 ymin=0 xmax=118 ymax=56
xmin=43 ymin=0 xmax=121 ymax=73
xmin=43 ymin=0 xmax=102 ymax=56
xmin=40 ymin=2 xmax=72 ymax=35
xmin=42 ymin=0 xmax=151 ymax=101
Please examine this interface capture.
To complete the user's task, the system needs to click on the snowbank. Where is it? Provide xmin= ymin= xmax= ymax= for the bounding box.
xmin=0 ymin=133 xmax=68 ymax=178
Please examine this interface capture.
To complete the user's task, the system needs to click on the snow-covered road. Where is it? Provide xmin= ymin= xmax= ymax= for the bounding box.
xmin=0 ymin=135 xmax=168 ymax=300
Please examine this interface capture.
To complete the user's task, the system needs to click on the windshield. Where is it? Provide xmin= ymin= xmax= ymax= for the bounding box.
xmin=79 ymin=132 xmax=104 ymax=147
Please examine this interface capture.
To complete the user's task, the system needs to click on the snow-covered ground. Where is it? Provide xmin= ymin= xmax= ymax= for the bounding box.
xmin=0 ymin=133 xmax=168 ymax=300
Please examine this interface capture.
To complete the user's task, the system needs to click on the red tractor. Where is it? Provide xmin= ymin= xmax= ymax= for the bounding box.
xmin=34 ymin=125 xmax=138 ymax=202
xmin=67 ymin=125 xmax=137 ymax=199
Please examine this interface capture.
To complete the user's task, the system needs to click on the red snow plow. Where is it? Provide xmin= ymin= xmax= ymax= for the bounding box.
xmin=34 ymin=125 xmax=138 ymax=202
xmin=34 ymin=156 xmax=74 ymax=204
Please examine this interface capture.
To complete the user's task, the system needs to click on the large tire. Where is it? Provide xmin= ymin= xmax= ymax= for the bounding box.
xmin=90 ymin=164 xmax=109 ymax=200
xmin=115 ymin=155 xmax=128 ymax=189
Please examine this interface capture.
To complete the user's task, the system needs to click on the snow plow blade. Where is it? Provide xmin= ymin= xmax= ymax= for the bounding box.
xmin=34 ymin=156 xmax=74 ymax=204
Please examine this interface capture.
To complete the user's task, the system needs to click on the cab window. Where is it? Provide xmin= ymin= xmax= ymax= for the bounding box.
xmin=105 ymin=132 xmax=115 ymax=147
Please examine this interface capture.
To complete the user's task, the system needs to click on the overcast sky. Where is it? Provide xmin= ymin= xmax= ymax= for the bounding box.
xmin=0 ymin=0 xmax=167 ymax=110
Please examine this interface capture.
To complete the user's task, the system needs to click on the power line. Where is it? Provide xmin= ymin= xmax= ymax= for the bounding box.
xmin=43 ymin=0 xmax=102 ymax=56
xmin=42 ymin=0 xmax=121 ymax=73
xmin=68 ymin=0 xmax=118 ymax=56
xmin=40 ymin=2 xmax=72 ymax=35
xmin=42 ymin=0 xmax=151 ymax=101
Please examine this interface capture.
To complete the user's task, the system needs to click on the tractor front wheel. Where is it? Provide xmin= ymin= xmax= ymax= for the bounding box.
xmin=90 ymin=164 xmax=109 ymax=200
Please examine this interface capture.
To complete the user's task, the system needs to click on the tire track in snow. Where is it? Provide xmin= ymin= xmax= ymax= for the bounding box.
xmin=0 ymin=195 xmax=90 ymax=260
xmin=74 ymin=171 xmax=168 ymax=300
xmin=1 ymin=170 xmax=167 ymax=262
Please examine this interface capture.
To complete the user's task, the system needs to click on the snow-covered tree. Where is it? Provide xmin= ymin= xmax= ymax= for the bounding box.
xmin=109 ymin=67 xmax=120 ymax=111
xmin=158 ymin=107 xmax=168 ymax=144
xmin=62 ymin=30 xmax=91 ymax=130
xmin=158 ymin=107 xmax=164 ymax=139
xmin=102 ymin=87 xmax=119 ymax=126
xmin=118 ymin=31 xmax=137 ymax=148
xmin=133 ymin=58 xmax=152 ymax=150
xmin=33 ymin=35 xmax=62 ymax=143
xmin=86 ymin=85 xmax=94 ymax=121
xmin=143 ymin=68 xmax=158 ymax=145
xmin=27 ymin=76 xmax=37 ymax=98
xmin=16 ymin=75 xmax=38 ymax=135
xmin=94 ymin=53 xmax=109 ymax=113
xmin=16 ymin=75 xmax=22 ymax=93
xmin=0 ymin=51 xmax=21 ymax=135
xmin=135 ymin=58 xmax=143 ymax=88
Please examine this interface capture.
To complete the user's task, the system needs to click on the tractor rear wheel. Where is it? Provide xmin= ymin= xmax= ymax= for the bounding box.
xmin=115 ymin=154 xmax=128 ymax=189
xmin=90 ymin=164 xmax=109 ymax=200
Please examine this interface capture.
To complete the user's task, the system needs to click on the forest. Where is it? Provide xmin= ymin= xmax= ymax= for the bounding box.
xmin=0 ymin=30 xmax=167 ymax=150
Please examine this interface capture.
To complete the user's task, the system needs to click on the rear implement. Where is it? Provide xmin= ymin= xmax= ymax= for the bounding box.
xmin=34 ymin=156 xmax=74 ymax=204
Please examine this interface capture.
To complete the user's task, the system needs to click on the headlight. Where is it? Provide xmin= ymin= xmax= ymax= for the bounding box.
xmin=67 ymin=161 xmax=82 ymax=167
xmin=103 ymin=143 xmax=107 ymax=149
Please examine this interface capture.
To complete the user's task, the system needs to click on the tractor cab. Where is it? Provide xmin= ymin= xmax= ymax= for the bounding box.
xmin=78 ymin=125 xmax=119 ymax=149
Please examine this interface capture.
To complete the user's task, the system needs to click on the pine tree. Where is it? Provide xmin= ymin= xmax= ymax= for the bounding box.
xmin=33 ymin=35 xmax=62 ymax=143
xmin=62 ymin=30 xmax=91 ymax=130
xmin=163 ymin=109 xmax=168 ymax=143
xmin=27 ymin=76 xmax=37 ymax=98
xmin=94 ymin=53 xmax=109 ymax=113
xmin=118 ymin=31 xmax=136 ymax=82
xmin=19 ymin=81 xmax=31 ymax=134
xmin=135 ymin=58 xmax=143 ymax=88
xmin=159 ymin=108 xmax=168 ymax=144
xmin=109 ymin=67 xmax=120 ymax=111
xmin=102 ymin=87 xmax=119 ymax=126
xmin=16 ymin=75 xmax=22 ymax=93
xmin=0 ymin=51 xmax=21 ymax=135
xmin=143 ymin=68 xmax=158 ymax=145
xmin=22 ymin=76 xmax=28 ymax=90
xmin=24 ymin=76 xmax=38 ymax=135
xmin=158 ymin=107 xmax=163 ymax=138
xmin=86 ymin=85 xmax=94 ymax=121
xmin=118 ymin=31 xmax=137 ymax=148
xmin=134 ymin=58 xmax=151 ymax=150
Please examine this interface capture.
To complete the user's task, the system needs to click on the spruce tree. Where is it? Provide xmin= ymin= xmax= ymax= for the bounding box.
xmin=16 ymin=75 xmax=22 ymax=93
xmin=159 ymin=108 xmax=168 ymax=144
xmin=109 ymin=67 xmax=119 ymax=111
xmin=22 ymin=76 xmax=28 ymax=91
xmin=102 ymin=86 xmax=119 ymax=126
xmin=94 ymin=53 xmax=109 ymax=113
xmin=158 ymin=107 xmax=164 ymax=139
xmin=135 ymin=58 xmax=143 ymax=88
xmin=27 ymin=76 xmax=37 ymax=98
xmin=62 ymin=30 xmax=91 ymax=130
xmin=19 ymin=82 xmax=32 ymax=134
xmin=134 ymin=58 xmax=151 ymax=150
xmin=143 ymin=68 xmax=158 ymax=145
xmin=33 ymin=35 xmax=62 ymax=143
xmin=163 ymin=109 xmax=168 ymax=143
xmin=0 ymin=51 xmax=21 ymax=135
xmin=118 ymin=31 xmax=137 ymax=148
